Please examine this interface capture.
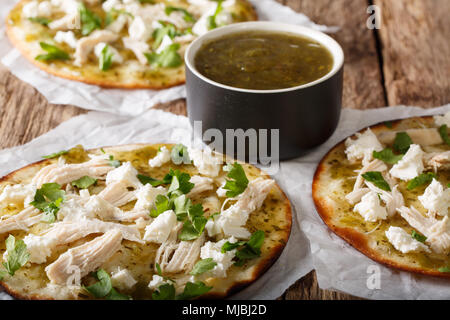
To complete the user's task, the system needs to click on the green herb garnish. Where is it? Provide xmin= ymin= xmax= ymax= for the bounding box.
xmin=42 ymin=149 xmax=69 ymax=159
xmin=189 ymin=258 xmax=217 ymax=276
xmin=84 ymin=269 xmax=130 ymax=300
xmin=223 ymin=231 xmax=265 ymax=267
xmin=207 ymin=0 xmax=223 ymax=30
xmin=145 ymin=43 xmax=183 ymax=68
xmin=438 ymin=125 xmax=450 ymax=146
xmin=150 ymin=194 xmax=172 ymax=218
xmin=361 ymin=171 xmax=391 ymax=192
xmin=28 ymin=17 xmax=52 ymax=26
xmin=406 ymin=172 xmax=436 ymax=190
xmin=99 ymin=45 xmax=114 ymax=71
xmin=71 ymin=176 xmax=97 ymax=189
xmin=35 ymin=42 xmax=70 ymax=62
xmin=223 ymin=163 xmax=249 ymax=197
xmin=165 ymin=6 xmax=195 ymax=22
xmin=439 ymin=266 xmax=450 ymax=273
xmin=30 ymin=183 xmax=65 ymax=223
xmin=393 ymin=132 xmax=413 ymax=154
xmin=411 ymin=230 xmax=427 ymax=243
xmin=79 ymin=3 xmax=102 ymax=36
xmin=1 ymin=235 xmax=29 ymax=277
xmin=137 ymin=174 xmax=166 ymax=187
xmin=372 ymin=148 xmax=403 ymax=164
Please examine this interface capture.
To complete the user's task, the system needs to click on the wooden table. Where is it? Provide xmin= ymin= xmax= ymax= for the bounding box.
xmin=0 ymin=0 xmax=448 ymax=299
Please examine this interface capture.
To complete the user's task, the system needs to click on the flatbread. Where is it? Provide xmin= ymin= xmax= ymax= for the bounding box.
xmin=313 ymin=116 xmax=450 ymax=278
xmin=0 ymin=144 xmax=292 ymax=299
xmin=6 ymin=0 xmax=257 ymax=89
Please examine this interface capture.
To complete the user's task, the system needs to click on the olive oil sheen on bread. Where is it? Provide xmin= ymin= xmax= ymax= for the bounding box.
xmin=194 ymin=31 xmax=334 ymax=90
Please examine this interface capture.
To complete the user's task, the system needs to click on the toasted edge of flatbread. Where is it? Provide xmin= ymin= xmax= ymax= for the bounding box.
xmin=312 ymin=116 xmax=450 ymax=279
xmin=5 ymin=0 xmax=258 ymax=90
xmin=0 ymin=143 xmax=292 ymax=299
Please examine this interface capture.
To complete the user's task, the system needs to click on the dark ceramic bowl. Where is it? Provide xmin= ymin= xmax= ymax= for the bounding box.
xmin=185 ymin=22 xmax=344 ymax=160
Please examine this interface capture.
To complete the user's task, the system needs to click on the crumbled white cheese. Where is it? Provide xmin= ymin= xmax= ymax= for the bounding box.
xmin=106 ymin=162 xmax=142 ymax=188
xmin=344 ymin=128 xmax=384 ymax=165
xmin=23 ymin=1 xmax=40 ymax=18
xmin=143 ymin=210 xmax=177 ymax=243
xmin=128 ymin=16 xmax=153 ymax=42
xmin=385 ymin=226 xmax=430 ymax=253
xmin=200 ymin=237 xmax=237 ymax=278
xmin=216 ymin=182 xmax=227 ymax=198
xmin=134 ymin=184 xmax=166 ymax=211
xmin=354 ymin=191 xmax=388 ymax=222
xmin=148 ymin=274 xmax=166 ymax=290
xmin=79 ymin=189 xmax=90 ymax=199
xmin=418 ymin=179 xmax=450 ymax=216
xmin=192 ymin=6 xmax=215 ymax=36
xmin=102 ymin=0 xmax=121 ymax=12
xmin=149 ymin=146 xmax=171 ymax=168
xmin=389 ymin=144 xmax=425 ymax=181
xmin=94 ymin=42 xmax=124 ymax=64
xmin=54 ymin=31 xmax=78 ymax=48
xmin=188 ymin=147 xmax=222 ymax=177
xmin=111 ymin=268 xmax=137 ymax=290
xmin=58 ymin=197 xmax=95 ymax=221
xmin=0 ymin=184 xmax=36 ymax=208
xmin=156 ymin=35 xmax=174 ymax=54
xmin=206 ymin=206 xmax=251 ymax=239
xmin=434 ymin=111 xmax=450 ymax=127
xmin=23 ymin=234 xmax=56 ymax=264
xmin=122 ymin=37 xmax=150 ymax=65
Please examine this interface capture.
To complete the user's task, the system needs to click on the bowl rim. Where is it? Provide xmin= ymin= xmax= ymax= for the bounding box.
xmin=185 ymin=21 xmax=344 ymax=94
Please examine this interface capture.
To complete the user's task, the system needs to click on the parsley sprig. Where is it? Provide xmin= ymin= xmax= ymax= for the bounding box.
xmin=207 ymin=0 xmax=223 ymax=30
xmin=35 ymin=42 xmax=69 ymax=62
xmin=393 ymin=132 xmax=413 ymax=154
xmin=190 ymin=258 xmax=217 ymax=276
xmin=28 ymin=17 xmax=52 ymax=26
xmin=71 ymin=176 xmax=97 ymax=189
xmin=152 ymin=281 xmax=212 ymax=300
xmin=84 ymin=269 xmax=131 ymax=300
xmin=30 ymin=183 xmax=65 ymax=223
xmin=99 ymin=45 xmax=114 ymax=71
xmin=79 ymin=3 xmax=102 ymax=36
xmin=221 ymin=230 xmax=265 ymax=266
xmin=165 ymin=6 xmax=195 ymax=22
xmin=361 ymin=171 xmax=391 ymax=192
xmin=372 ymin=148 xmax=403 ymax=164
xmin=0 ymin=235 xmax=29 ymax=280
xmin=146 ymin=43 xmax=183 ymax=68
xmin=438 ymin=125 xmax=450 ymax=146
xmin=406 ymin=172 xmax=436 ymax=190
xmin=42 ymin=149 xmax=68 ymax=159
xmin=411 ymin=230 xmax=427 ymax=243
xmin=223 ymin=163 xmax=249 ymax=197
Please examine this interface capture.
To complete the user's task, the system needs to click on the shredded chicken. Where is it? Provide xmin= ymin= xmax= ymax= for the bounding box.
xmin=45 ymin=230 xmax=123 ymax=284
xmin=377 ymin=128 xmax=445 ymax=146
xmin=85 ymin=195 xmax=148 ymax=221
xmin=366 ymin=183 xmax=404 ymax=217
xmin=32 ymin=158 xmax=113 ymax=187
xmin=74 ymin=30 xmax=119 ymax=66
xmin=0 ymin=207 xmax=42 ymax=235
xmin=48 ymin=13 xmax=79 ymax=30
xmin=155 ymin=221 xmax=205 ymax=274
xmin=397 ymin=206 xmax=450 ymax=254
xmin=97 ymin=181 xmax=138 ymax=207
xmin=424 ymin=151 xmax=450 ymax=172
xmin=122 ymin=37 xmax=150 ymax=65
xmin=187 ymin=175 xmax=214 ymax=197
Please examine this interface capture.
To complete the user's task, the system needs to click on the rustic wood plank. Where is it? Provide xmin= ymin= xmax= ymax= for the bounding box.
xmin=374 ymin=0 xmax=450 ymax=107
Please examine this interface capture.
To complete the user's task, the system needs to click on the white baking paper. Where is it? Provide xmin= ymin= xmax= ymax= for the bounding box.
xmin=0 ymin=105 xmax=448 ymax=300
xmin=0 ymin=0 xmax=337 ymax=116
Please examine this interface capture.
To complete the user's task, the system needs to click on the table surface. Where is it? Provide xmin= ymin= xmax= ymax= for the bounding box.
xmin=0 ymin=0 xmax=449 ymax=300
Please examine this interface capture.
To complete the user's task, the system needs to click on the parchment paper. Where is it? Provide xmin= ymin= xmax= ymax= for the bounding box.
xmin=0 ymin=105 xmax=449 ymax=300
xmin=0 ymin=0 xmax=337 ymax=116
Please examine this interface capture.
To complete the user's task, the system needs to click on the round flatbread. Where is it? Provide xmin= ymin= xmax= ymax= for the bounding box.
xmin=0 ymin=144 xmax=291 ymax=299
xmin=313 ymin=115 xmax=450 ymax=278
xmin=6 ymin=0 xmax=257 ymax=89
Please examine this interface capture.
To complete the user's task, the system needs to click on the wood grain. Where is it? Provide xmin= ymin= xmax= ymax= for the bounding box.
xmin=375 ymin=0 xmax=450 ymax=107
xmin=0 ymin=0 xmax=447 ymax=300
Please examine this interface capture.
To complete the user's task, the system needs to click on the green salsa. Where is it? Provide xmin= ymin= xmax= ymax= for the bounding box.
xmin=194 ymin=31 xmax=334 ymax=90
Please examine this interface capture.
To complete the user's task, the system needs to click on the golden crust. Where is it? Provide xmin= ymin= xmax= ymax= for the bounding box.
xmin=0 ymin=143 xmax=292 ymax=299
xmin=313 ymin=116 xmax=450 ymax=279
xmin=5 ymin=0 xmax=258 ymax=90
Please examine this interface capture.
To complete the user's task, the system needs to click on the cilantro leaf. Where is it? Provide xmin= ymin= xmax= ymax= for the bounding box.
xmin=234 ymin=230 xmax=265 ymax=267
xmin=393 ymin=132 xmax=413 ymax=154
xmin=35 ymin=42 xmax=70 ymax=62
xmin=28 ymin=17 xmax=51 ymax=26
xmin=150 ymin=194 xmax=172 ymax=218
xmin=137 ymin=174 xmax=166 ymax=187
xmin=99 ymin=45 xmax=113 ymax=71
xmin=105 ymin=8 xmax=133 ymax=26
xmin=439 ymin=266 xmax=450 ymax=273
xmin=171 ymin=144 xmax=190 ymax=165
xmin=79 ymin=3 xmax=102 ymax=36
xmin=372 ymin=148 xmax=403 ymax=164
xmin=151 ymin=21 xmax=180 ymax=49
xmin=189 ymin=258 xmax=217 ymax=276
xmin=173 ymin=194 xmax=190 ymax=220
xmin=221 ymin=240 xmax=246 ymax=253
xmin=71 ymin=176 xmax=97 ymax=189
xmin=411 ymin=230 xmax=427 ymax=243
xmin=166 ymin=170 xmax=194 ymax=195
xmin=223 ymin=163 xmax=249 ymax=197
xmin=176 ymin=281 xmax=212 ymax=300
xmin=406 ymin=172 xmax=436 ymax=190
xmin=2 ymin=235 xmax=29 ymax=276
xmin=30 ymin=183 xmax=65 ymax=223
xmin=207 ymin=0 xmax=223 ymax=30
xmin=165 ymin=7 xmax=195 ymax=22
xmin=438 ymin=125 xmax=450 ymax=146
xmin=84 ymin=269 xmax=130 ymax=300
xmin=179 ymin=216 xmax=207 ymax=241
xmin=145 ymin=43 xmax=183 ymax=68
xmin=361 ymin=171 xmax=391 ymax=192
xmin=152 ymin=283 xmax=176 ymax=300
xmin=42 ymin=149 xmax=68 ymax=159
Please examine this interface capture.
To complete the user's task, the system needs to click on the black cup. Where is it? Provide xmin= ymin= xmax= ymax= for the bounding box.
xmin=185 ymin=22 xmax=344 ymax=160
